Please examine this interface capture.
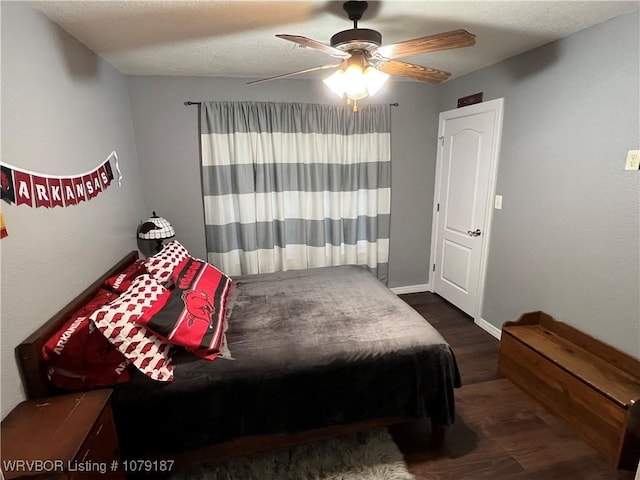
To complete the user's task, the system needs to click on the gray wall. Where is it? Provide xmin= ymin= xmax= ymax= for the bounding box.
xmin=0 ymin=2 xmax=147 ymax=417
xmin=127 ymin=76 xmax=440 ymax=288
xmin=441 ymin=12 xmax=640 ymax=356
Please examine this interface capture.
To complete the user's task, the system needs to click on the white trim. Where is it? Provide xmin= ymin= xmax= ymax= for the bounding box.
xmin=428 ymin=143 xmax=442 ymax=291
xmin=390 ymin=284 xmax=431 ymax=295
xmin=474 ymin=98 xmax=504 ymax=325
xmin=429 ymin=98 xmax=505 ymax=320
xmin=474 ymin=317 xmax=502 ymax=340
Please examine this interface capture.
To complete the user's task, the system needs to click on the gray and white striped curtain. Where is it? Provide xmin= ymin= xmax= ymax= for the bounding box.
xmin=200 ymin=101 xmax=391 ymax=282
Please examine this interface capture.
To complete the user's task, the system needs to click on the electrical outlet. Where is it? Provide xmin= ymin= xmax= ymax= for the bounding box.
xmin=494 ymin=195 xmax=503 ymax=210
xmin=625 ymin=150 xmax=640 ymax=170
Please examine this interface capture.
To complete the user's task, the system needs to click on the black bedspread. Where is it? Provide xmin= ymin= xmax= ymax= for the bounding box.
xmin=111 ymin=265 xmax=461 ymax=457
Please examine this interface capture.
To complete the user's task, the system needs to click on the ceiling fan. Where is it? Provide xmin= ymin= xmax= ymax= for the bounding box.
xmin=248 ymin=1 xmax=476 ymax=108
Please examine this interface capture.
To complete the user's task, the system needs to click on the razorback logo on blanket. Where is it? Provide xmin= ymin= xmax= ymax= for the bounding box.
xmin=138 ymin=257 xmax=233 ymax=359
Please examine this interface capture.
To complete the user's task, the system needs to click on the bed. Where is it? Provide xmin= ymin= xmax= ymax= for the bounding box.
xmin=16 ymin=249 xmax=461 ymax=463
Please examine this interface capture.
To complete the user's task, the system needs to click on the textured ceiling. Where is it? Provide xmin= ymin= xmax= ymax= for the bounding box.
xmin=31 ymin=1 xmax=639 ymax=82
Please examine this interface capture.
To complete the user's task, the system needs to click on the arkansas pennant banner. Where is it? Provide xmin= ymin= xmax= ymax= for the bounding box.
xmin=0 ymin=152 xmax=121 ymax=208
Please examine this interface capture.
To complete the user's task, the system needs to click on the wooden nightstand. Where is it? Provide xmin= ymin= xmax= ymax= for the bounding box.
xmin=1 ymin=389 xmax=125 ymax=480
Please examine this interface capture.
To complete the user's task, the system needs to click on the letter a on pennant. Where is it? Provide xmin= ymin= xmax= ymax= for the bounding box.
xmin=61 ymin=178 xmax=76 ymax=206
xmin=91 ymin=171 xmax=102 ymax=196
xmin=14 ymin=171 xmax=33 ymax=207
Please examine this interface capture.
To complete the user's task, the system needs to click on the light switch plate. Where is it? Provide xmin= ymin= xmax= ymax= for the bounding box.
xmin=494 ymin=195 xmax=503 ymax=210
xmin=625 ymin=150 xmax=640 ymax=170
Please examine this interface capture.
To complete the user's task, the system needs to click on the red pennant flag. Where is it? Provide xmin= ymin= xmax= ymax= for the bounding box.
xmin=32 ymin=175 xmax=52 ymax=208
xmin=48 ymin=178 xmax=64 ymax=208
xmin=1 ymin=166 xmax=16 ymax=205
xmin=83 ymin=174 xmax=97 ymax=200
xmin=14 ymin=170 xmax=33 ymax=207
xmin=99 ymin=162 xmax=113 ymax=188
xmin=73 ymin=176 xmax=86 ymax=203
xmin=61 ymin=178 xmax=76 ymax=206
xmin=91 ymin=171 xmax=102 ymax=196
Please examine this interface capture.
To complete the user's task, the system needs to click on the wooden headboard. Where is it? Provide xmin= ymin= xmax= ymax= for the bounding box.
xmin=15 ymin=251 xmax=139 ymax=399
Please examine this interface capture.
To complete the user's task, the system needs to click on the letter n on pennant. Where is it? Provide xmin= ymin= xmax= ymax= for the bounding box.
xmin=73 ymin=177 xmax=86 ymax=203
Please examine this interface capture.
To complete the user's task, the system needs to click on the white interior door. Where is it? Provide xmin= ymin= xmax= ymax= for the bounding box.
xmin=431 ymin=99 xmax=503 ymax=317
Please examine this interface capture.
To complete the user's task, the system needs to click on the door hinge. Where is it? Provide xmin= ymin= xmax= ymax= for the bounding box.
xmin=433 ymin=264 xmax=436 ymax=272
xmin=438 ymin=136 xmax=444 ymax=146
xmin=436 ymin=203 xmax=440 ymax=212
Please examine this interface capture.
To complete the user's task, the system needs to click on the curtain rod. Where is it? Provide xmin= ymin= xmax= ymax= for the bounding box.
xmin=184 ymin=101 xmax=399 ymax=107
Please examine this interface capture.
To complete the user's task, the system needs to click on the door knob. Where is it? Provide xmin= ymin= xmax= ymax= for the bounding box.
xmin=467 ymin=229 xmax=482 ymax=237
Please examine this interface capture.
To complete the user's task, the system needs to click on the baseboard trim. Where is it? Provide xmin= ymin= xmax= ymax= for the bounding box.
xmin=475 ymin=317 xmax=502 ymax=340
xmin=390 ymin=284 xmax=431 ymax=295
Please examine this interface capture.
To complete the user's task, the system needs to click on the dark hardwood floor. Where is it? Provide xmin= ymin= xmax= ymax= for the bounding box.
xmin=392 ymin=291 xmax=636 ymax=480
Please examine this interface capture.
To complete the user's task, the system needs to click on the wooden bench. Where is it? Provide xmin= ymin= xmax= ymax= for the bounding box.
xmin=498 ymin=311 xmax=640 ymax=471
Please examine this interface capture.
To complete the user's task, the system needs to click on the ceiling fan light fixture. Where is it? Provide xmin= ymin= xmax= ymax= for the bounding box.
xmin=323 ymin=63 xmax=389 ymax=103
xmin=363 ymin=66 xmax=389 ymax=96
xmin=323 ymin=69 xmax=346 ymax=98
xmin=343 ymin=63 xmax=369 ymax=100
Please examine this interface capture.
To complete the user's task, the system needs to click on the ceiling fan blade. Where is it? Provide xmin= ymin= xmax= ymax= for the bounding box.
xmin=276 ymin=34 xmax=352 ymax=59
xmin=373 ymin=59 xmax=451 ymax=84
xmin=247 ymin=63 xmax=342 ymax=85
xmin=372 ymin=29 xmax=476 ymax=60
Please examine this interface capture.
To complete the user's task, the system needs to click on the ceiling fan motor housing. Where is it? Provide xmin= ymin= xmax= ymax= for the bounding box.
xmin=330 ymin=28 xmax=382 ymax=52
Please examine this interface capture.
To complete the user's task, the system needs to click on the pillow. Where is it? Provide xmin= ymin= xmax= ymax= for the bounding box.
xmin=42 ymin=288 xmax=131 ymax=390
xmin=144 ymin=240 xmax=190 ymax=286
xmin=137 ymin=256 xmax=234 ymax=360
xmin=90 ymin=274 xmax=175 ymax=381
xmin=104 ymin=259 xmax=147 ymax=293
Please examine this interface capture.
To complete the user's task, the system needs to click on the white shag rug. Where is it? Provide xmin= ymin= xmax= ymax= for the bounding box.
xmin=170 ymin=429 xmax=415 ymax=480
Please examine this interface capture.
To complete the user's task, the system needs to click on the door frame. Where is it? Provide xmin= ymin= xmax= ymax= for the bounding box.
xmin=428 ymin=98 xmax=504 ymax=326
